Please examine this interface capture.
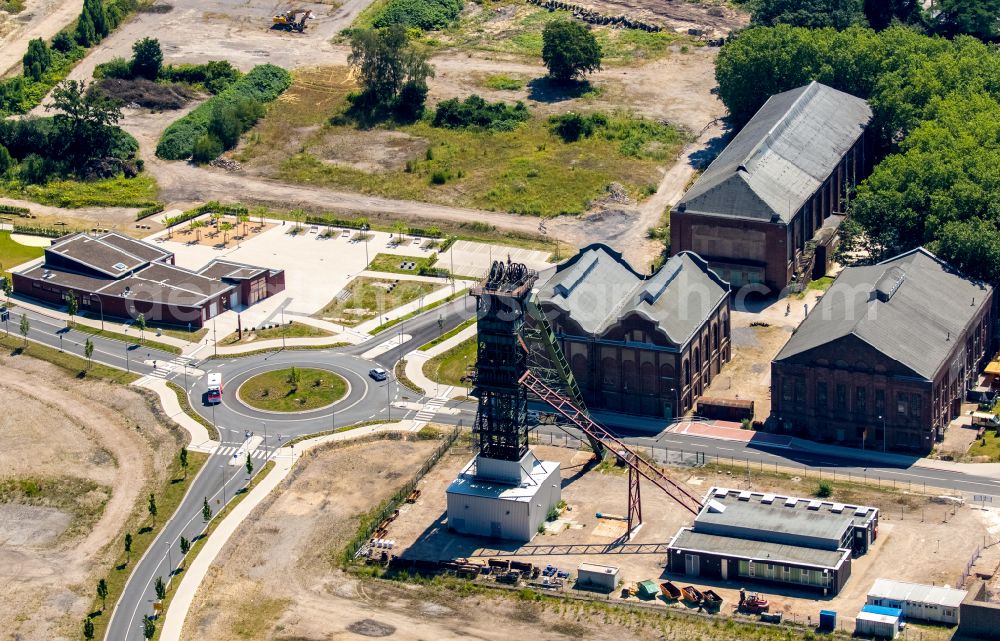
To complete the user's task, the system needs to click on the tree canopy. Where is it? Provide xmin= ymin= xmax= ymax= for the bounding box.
xmin=747 ymin=0 xmax=866 ymax=30
xmin=131 ymin=37 xmax=163 ymax=80
xmin=541 ymin=20 xmax=603 ymax=82
xmin=716 ymin=25 xmax=1000 ymax=281
xmin=348 ymin=25 xmax=434 ymax=119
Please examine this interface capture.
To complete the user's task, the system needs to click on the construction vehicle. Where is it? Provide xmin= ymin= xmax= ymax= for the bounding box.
xmin=272 ymin=9 xmax=314 ymax=32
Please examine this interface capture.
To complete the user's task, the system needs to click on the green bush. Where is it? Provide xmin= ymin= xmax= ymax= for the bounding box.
xmin=23 ymin=39 xmax=52 ymax=82
xmin=155 ymin=64 xmax=291 ymax=160
xmin=51 ymin=31 xmax=74 ymax=53
xmin=191 ymin=134 xmax=223 ymax=164
xmin=93 ymin=56 xmax=133 ymax=79
xmin=159 ymin=60 xmax=240 ymax=94
xmin=816 ymin=480 xmax=833 ymax=498
xmin=373 ymin=0 xmax=463 ymax=30
xmin=433 ymin=95 xmax=530 ymax=131
xmin=135 ymin=202 xmax=164 ymax=220
xmin=550 ymin=112 xmax=594 ymax=142
xmin=430 ymin=170 xmax=448 ymax=185
xmin=130 ymin=37 xmax=162 ymax=80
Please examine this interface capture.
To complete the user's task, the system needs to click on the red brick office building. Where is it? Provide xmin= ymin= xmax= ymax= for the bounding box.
xmin=13 ymin=231 xmax=284 ymax=328
xmin=671 ymin=81 xmax=874 ymax=294
xmin=535 ymin=244 xmax=731 ymax=419
xmin=770 ymin=249 xmax=993 ymax=453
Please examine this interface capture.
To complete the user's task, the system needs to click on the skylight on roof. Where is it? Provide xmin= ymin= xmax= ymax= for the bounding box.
xmin=113 ymin=262 xmax=127 ymax=271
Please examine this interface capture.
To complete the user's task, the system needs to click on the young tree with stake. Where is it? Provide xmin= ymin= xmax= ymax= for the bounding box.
xmin=65 ymin=290 xmax=78 ymax=327
xmin=19 ymin=313 xmax=29 ymax=347
xmin=124 ymin=532 xmax=133 ymax=562
xmin=83 ymin=618 xmax=95 ymax=640
xmin=84 ymin=337 xmax=94 ymax=370
xmin=148 ymin=493 xmax=157 ymax=523
xmin=96 ymin=578 xmax=108 ymax=611
xmin=245 ymin=453 xmax=253 ymax=477
xmin=202 ymin=497 xmax=212 ymax=523
xmin=180 ymin=446 xmax=188 ymax=478
xmin=154 ymin=576 xmax=166 ymax=601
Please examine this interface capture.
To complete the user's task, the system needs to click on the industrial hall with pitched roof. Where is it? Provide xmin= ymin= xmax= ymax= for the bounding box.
xmin=769 ymin=248 xmax=993 ymax=453
xmin=670 ymin=81 xmax=873 ymax=293
xmin=534 ymin=243 xmax=730 ymax=419
xmin=12 ymin=231 xmax=285 ymax=328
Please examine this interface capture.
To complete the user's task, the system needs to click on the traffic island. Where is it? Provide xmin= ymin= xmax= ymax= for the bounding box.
xmin=237 ymin=367 xmax=347 ymax=412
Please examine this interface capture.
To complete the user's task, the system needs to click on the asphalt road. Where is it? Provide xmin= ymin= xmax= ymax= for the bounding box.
xmin=13 ymin=299 xmax=1000 ymax=640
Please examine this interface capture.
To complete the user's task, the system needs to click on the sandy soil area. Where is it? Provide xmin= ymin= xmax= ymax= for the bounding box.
xmin=0 ymin=0 xmax=84 ymax=76
xmin=0 ymin=353 xmax=183 ymax=641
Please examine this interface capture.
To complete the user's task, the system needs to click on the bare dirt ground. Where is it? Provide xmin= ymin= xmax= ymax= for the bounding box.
xmin=385 ymin=441 xmax=988 ymax=638
xmin=29 ymin=0 xmax=728 ymax=269
xmin=0 ymin=0 xmax=83 ymax=76
xmin=706 ymin=324 xmax=789 ymax=421
xmin=0 ymin=352 xmax=183 ymax=641
xmin=0 ymin=195 xmax=145 ymax=235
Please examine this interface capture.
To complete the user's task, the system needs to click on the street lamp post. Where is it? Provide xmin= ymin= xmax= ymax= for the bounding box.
xmin=125 ymin=343 xmax=130 ymax=372
xmin=280 ymin=305 xmax=285 ymax=349
xmin=449 ymin=236 xmax=456 ymax=295
xmin=183 ymin=363 xmax=188 ymax=391
xmin=59 ymin=332 xmax=63 ymax=352
xmin=361 ymin=224 xmax=370 ymax=266
xmin=212 ymin=403 xmax=218 ymax=436
xmin=221 ymin=463 xmax=227 ymax=505
xmin=881 ymin=414 xmax=887 ymax=453
xmin=166 ymin=542 xmax=172 ymax=576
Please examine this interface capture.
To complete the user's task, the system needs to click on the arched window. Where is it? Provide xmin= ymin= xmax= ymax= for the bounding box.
xmin=683 ymin=359 xmax=691 ymax=386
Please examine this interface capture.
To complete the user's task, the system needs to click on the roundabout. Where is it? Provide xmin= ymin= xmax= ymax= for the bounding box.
xmin=237 ymin=367 xmax=348 ymax=413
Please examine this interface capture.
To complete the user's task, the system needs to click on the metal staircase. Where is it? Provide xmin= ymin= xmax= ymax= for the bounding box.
xmin=521 ymin=297 xmax=603 ymax=457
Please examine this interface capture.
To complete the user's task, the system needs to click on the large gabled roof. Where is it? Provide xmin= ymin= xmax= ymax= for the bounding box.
xmin=536 ymin=244 xmax=729 ymax=346
xmin=46 ymin=231 xmax=172 ymax=278
xmin=676 ymin=81 xmax=872 ymax=224
xmin=775 ymin=248 xmax=991 ymax=380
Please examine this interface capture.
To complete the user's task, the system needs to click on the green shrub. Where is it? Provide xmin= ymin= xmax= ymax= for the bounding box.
xmin=191 ymin=134 xmax=223 ymax=164
xmin=155 ymin=64 xmax=291 ymax=160
xmin=23 ymin=39 xmax=52 ymax=82
xmin=373 ymin=0 xmax=463 ymax=30
xmin=430 ymin=170 xmax=448 ymax=185
xmin=51 ymin=31 xmax=75 ymax=53
xmin=433 ymin=95 xmax=530 ymax=131
xmin=550 ymin=112 xmax=594 ymax=142
xmin=816 ymin=480 xmax=833 ymax=498
xmin=93 ymin=56 xmax=133 ymax=79
xmin=159 ymin=60 xmax=240 ymax=94
xmin=135 ymin=202 xmax=164 ymax=220
xmin=484 ymin=74 xmax=523 ymax=91
xmin=130 ymin=37 xmax=162 ymax=80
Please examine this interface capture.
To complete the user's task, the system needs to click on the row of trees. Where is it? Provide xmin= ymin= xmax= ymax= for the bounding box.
xmin=744 ymin=0 xmax=1000 ymax=40
xmin=716 ymin=24 xmax=1000 ymax=281
xmin=345 ymin=19 xmax=602 ymax=124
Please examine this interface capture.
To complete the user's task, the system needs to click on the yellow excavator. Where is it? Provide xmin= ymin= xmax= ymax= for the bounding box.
xmin=272 ymin=8 xmax=314 ymax=32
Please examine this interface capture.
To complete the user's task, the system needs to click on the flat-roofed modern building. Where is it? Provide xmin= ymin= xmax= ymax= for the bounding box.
xmin=666 ymin=487 xmax=879 ymax=595
xmin=671 ymin=81 xmax=873 ymax=293
xmin=12 ymin=231 xmax=285 ymax=328
xmin=534 ymin=244 xmax=730 ymax=418
xmin=867 ymin=579 xmax=966 ymax=625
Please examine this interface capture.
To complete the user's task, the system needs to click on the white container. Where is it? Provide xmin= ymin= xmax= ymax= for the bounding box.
xmin=855 ymin=612 xmax=899 ymax=639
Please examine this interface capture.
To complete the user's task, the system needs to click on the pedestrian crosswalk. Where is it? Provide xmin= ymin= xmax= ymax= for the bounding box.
xmin=147 ymin=355 xmax=195 ymax=379
xmin=216 ymin=445 xmax=269 ymax=460
xmin=414 ymin=395 xmax=448 ymax=422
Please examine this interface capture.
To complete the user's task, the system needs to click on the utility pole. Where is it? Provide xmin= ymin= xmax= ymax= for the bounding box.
xmin=213 ymin=314 xmax=218 ymax=357
xmin=280 ymin=305 xmax=285 ymax=349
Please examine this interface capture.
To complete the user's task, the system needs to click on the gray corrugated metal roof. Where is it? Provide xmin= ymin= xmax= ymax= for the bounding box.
xmin=676 ymin=81 xmax=872 ymax=223
xmin=670 ymin=528 xmax=850 ymax=569
xmin=775 ymin=248 xmax=992 ymax=380
xmin=537 ymin=244 xmax=729 ymax=346
xmin=868 ymin=579 xmax=967 ymax=607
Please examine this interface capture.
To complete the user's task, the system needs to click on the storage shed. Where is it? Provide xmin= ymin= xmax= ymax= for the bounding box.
xmin=867 ymin=578 xmax=966 ymax=625
xmin=855 ymin=610 xmax=900 ymax=639
xmin=576 ymin=563 xmax=619 ymax=592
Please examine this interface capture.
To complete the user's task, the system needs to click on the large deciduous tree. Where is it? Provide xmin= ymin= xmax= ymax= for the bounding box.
xmin=541 ymin=20 xmax=602 ymax=82
xmin=748 ymin=0 xmax=866 ymax=29
xmin=348 ymin=25 xmax=434 ymax=118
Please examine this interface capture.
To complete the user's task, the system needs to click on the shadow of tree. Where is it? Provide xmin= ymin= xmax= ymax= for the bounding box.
xmin=526 ymin=77 xmax=596 ymax=103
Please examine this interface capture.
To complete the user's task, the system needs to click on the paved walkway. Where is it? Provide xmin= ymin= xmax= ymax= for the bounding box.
xmin=403 ymin=323 xmax=476 ymax=399
xmin=158 ymin=420 xmax=420 ymax=641
xmin=134 ymin=377 xmax=218 ymax=452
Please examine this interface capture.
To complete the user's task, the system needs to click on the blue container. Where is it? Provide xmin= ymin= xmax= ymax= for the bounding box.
xmin=819 ymin=610 xmax=837 ymax=631
xmin=862 ymin=605 xmax=903 ymax=618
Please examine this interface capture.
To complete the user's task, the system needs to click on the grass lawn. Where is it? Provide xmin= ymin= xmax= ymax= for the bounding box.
xmin=222 ymin=322 xmax=333 ymax=345
xmin=88 ymin=447 xmax=208 ymax=641
xmin=968 ymin=430 xmax=1000 ymax=460
xmin=0 ymin=174 xmax=159 ymax=208
xmin=0 ymin=230 xmax=44 ymax=274
xmin=313 ymin=276 xmax=444 ymax=326
xmin=423 ymin=335 xmax=476 ymax=387
xmin=0 ymin=333 xmax=140 ymax=384
xmin=418 ymin=317 xmax=475 ymax=351
xmin=367 ymin=252 xmax=438 ymax=275
xmin=237 ymin=67 xmax=686 ymax=218
xmin=148 ymin=322 xmax=209 ymax=343
xmin=238 ymin=367 xmax=347 ymax=412
xmin=69 ymin=321 xmax=182 ymax=355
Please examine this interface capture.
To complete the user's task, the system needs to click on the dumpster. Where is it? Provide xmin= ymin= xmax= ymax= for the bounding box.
xmin=636 ymin=580 xmax=659 ymax=599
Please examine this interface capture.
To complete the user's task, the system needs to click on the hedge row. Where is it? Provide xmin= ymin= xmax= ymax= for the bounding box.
xmin=155 ymin=64 xmax=292 ymax=160
xmin=0 ymin=203 xmax=30 ymax=216
xmin=13 ymin=224 xmax=71 ymax=238
xmin=302 ymin=214 xmax=444 ymax=238
xmin=373 ymin=0 xmax=463 ymax=30
xmin=135 ymin=202 xmax=164 ymax=221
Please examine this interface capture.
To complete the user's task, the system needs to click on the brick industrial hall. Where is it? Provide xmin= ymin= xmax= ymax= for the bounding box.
xmin=769 ymin=248 xmax=993 ymax=453
xmin=12 ymin=231 xmax=285 ymax=328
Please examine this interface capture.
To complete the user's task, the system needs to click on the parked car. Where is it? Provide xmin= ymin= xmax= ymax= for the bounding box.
xmin=369 ymin=368 xmax=388 ymax=381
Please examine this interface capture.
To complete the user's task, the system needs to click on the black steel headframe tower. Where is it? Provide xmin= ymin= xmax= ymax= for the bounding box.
xmin=470 ymin=260 xmax=536 ymax=461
